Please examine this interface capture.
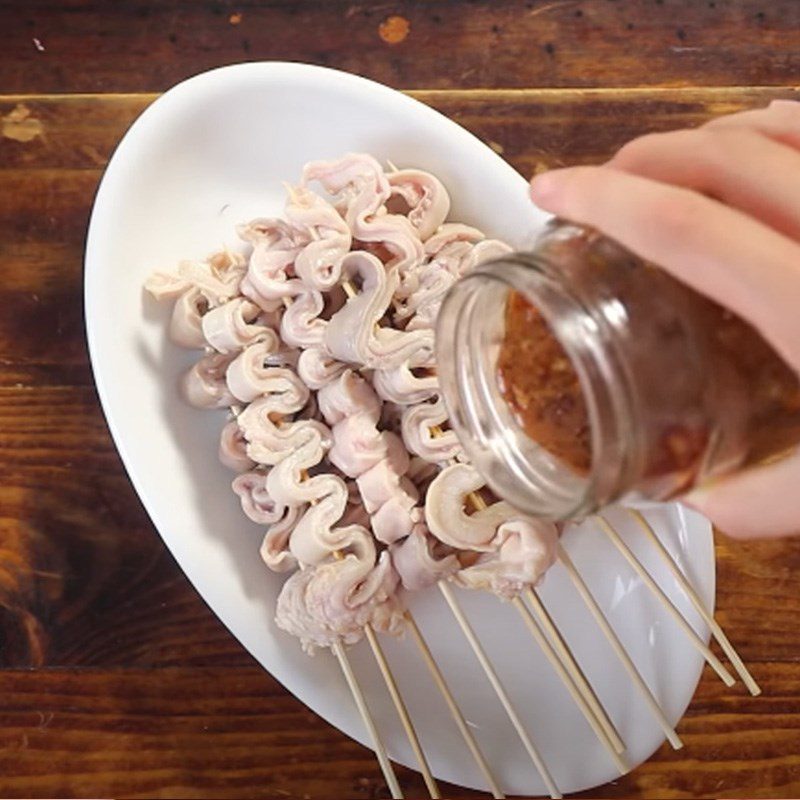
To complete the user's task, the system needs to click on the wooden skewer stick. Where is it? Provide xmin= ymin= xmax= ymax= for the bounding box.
xmin=331 ymin=549 xmax=439 ymax=797
xmin=406 ymin=614 xmax=506 ymax=799
xmin=261 ymin=299 xmax=406 ymax=796
xmin=557 ymin=544 xmax=684 ymax=750
xmin=289 ymin=448 xmax=425 ymax=796
xmin=427 ymin=423 xmax=622 ymax=783
xmin=332 ymin=640 xmax=405 ymax=799
xmin=443 ymin=441 xmax=625 ymax=763
xmin=511 ymin=596 xmax=629 ymax=774
xmin=363 ymin=624 xmax=441 ymax=799
xmin=523 ymin=588 xmax=626 ymax=755
xmin=627 ymin=509 xmax=761 ymax=697
xmin=439 ymin=581 xmax=562 ymax=800
xmin=595 ymin=515 xmax=736 ymax=687
xmin=283 ymin=290 xmax=441 ymax=800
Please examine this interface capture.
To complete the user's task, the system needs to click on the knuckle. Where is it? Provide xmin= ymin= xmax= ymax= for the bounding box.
xmin=680 ymin=128 xmax=730 ymax=168
xmin=552 ymin=166 xmax=606 ymax=211
xmin=672 ymin=127 xmax=751 ymax=183
xmin=615 ymin=128 xmax=727 ymax=174
xmin=648 ymin=190 xmax=705 ymax=240
xmin=613 ymin=132 xmax=669 ymax=167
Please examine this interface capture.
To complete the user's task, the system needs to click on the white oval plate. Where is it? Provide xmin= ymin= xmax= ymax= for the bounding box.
xmin=85 ymin=63 xmax=714 ymax=796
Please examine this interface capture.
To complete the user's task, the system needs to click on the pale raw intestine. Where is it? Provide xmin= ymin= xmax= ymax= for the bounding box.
xmin=145 ymin=153 xmax=557 ymax=654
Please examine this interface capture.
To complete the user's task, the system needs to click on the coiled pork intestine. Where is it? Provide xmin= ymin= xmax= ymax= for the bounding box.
xmin=146 ymin=153 xmax=561 ymax=652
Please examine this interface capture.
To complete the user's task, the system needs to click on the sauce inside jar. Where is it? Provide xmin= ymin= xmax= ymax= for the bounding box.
xmin=497 ymin=291 xmax=592 ymax=473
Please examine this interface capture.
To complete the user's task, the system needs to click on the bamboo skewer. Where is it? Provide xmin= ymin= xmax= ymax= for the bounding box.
xmin=284 ymin=291 xmax=440 ymax=798
xmin=446 ymin=450 xmax=625 ymax=763
xmin=333 ymin=640 xmax=405 ymax=799
xmin=364 ymin=625 xmax=441 ymax=799
xmin=627 ymin=509 xmax=761 ymax=697
xmin=557 ymin=544 xmax=684 ymax=750
xmin=280 ymin=293 xmax=410 ymax=796
xmin=327 ymin=545 xmax=439 ymax=797
xmin=511 ymin=596 xmax=629 ymax=775
xmin=428 ymin=424 xmax=624 ymax=787
xmin=297 ymin=555 xmax=405 ymax=796
xmin=596 ymin=515 xmax=736 ymax=687
xmin=439 ymin=580 xmax=562 ymax=800
xmin=405 ymin=614 xmax=506 ymax=799
xmin=524 ymin=588 xmax=626 ymax=755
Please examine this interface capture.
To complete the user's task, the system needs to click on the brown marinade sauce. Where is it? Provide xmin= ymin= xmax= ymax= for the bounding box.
xmin=497 ymin=291 xmax=592 ymax=473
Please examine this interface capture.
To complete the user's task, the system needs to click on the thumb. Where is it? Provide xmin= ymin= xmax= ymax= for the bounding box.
xmin=683 ymin=449 xmax=800 ymax=539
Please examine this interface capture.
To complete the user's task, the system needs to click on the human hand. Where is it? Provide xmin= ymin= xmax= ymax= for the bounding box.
xmin=529 ymin=99 xmax=800 ymax=539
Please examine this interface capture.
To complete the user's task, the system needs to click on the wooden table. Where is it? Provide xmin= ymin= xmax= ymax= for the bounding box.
xmin=2 ymin=2 xmax=800 ymax=797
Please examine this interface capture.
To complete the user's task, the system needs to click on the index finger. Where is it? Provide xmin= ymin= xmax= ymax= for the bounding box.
xmin=530 ymin=165 xmax=800 ymax=373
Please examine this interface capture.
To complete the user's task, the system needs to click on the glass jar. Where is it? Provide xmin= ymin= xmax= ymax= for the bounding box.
xmin=436 ymin=220 xmax=800 ymax=521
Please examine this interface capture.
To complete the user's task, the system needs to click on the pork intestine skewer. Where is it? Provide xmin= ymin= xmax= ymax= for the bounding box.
xmin=319 ymin=369 xmax=425 ymax=546
xmin=303 ymin=152 xmax=425 ymax=276
xmin=252 ymin=329 xmax=408 ymax=652
xmin=232 ymin=358 xmax=404 ymax=648
xmin=234 ymin=370 xmax=406 ymax=649
xmin=145 ymin=250 xmax=247 ymax=307
xmin=276 ymin=452 xmax=441 ymax=795
xmin=421 ymin=421 xmax=624 ymax=763
xmin=323 ymin=251 xmax=434 ymax=370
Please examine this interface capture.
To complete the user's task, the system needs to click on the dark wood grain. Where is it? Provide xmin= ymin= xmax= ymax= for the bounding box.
xmin=3 ymin=88 xmax=800 ymax=797
xmin=2 ymin=1 xmax=800 ymax=94
xmin=0 ymin=664 xmax=799 ymax=800
xmin=0 ymin=464 xmax=250 ymax=669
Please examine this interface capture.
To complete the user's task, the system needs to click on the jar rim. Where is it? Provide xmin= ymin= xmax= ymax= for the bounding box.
xmin=436 ymin=252 xmax=636 ymax=520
